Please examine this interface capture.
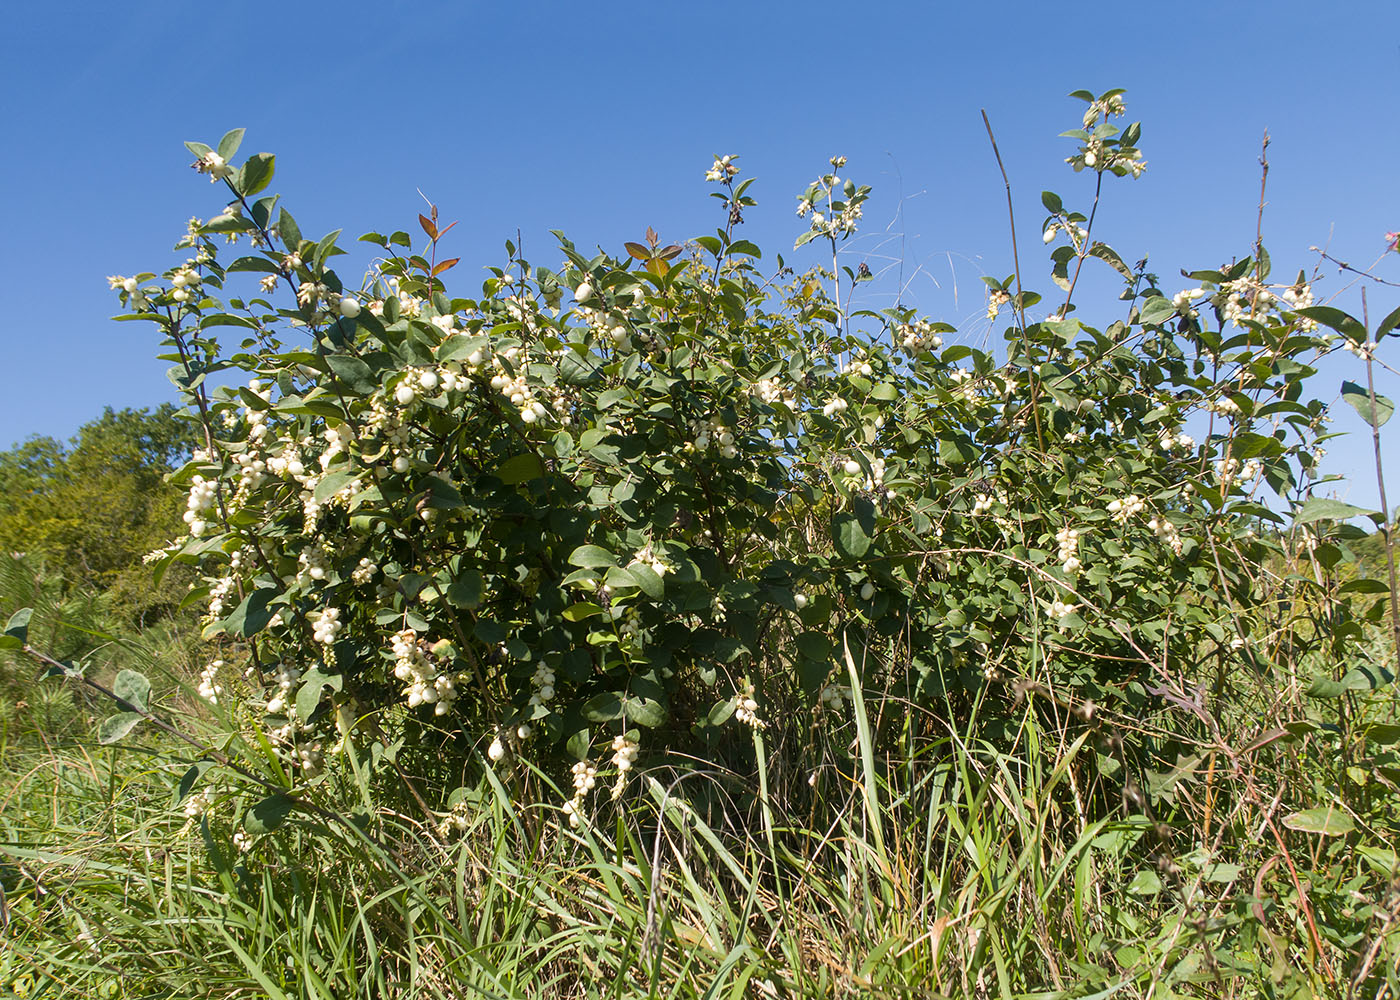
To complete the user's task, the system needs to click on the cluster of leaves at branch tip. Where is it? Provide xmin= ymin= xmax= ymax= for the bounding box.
xmin=78 ymin=90 xmax=1397 ymax=829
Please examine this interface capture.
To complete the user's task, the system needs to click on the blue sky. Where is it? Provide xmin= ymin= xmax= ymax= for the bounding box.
xmin=2 ymin=0 xmax=1397 ymax=509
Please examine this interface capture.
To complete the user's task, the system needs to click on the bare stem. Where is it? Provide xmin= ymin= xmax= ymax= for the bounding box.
xmin=1361 ymin=289 xmax=1400 ymax=664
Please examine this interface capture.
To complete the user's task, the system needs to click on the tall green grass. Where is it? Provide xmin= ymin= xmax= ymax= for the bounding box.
xmin=5 ymin=622 xmax=1396 ymax=999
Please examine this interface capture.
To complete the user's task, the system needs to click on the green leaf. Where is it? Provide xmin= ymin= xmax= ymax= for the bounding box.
xmin=445 ymin=571 xmax=483 ymax=609
xmin=113 ymin=669 xmax=151 ymax=713
xmin=562 ymin=602 xmax=606 ymax=622
xmin=1138 ymin=296 xmax=1177 ymax=326
xmin=1126 ymin=870 xmax=1162 ymax=895
xmin=1294 ymin=306 xmax=1366 ymax=343
xmin=623 ymin=695 xmax=667 ymax=728
xmin=1306 ymin=666 xmax=1381 ymax=698
xmin=4 ymin=607 xmax=32 ymax=645
xmin=832 ymin=512 xmax=872 ymax=560
xmin=581 ymin=692 xmax=623 ymax=722
xmin=1041 ymin=190 xmax=1063 ymax=214
xmin=174 ymin=762 xmax=212 ymax=808
xmin=495 ymin=453 xmax=543 ymax=484
xmin=216 ymin=128 xmax=245 ymax=163
xmin=937 ymin=433 xmax=978 ymax=466
xmin=98 ymin=712 xmax=144 ymax=744
xmin=1294 ymin=498 xmax=1379 ymax=525
xmin=1282 ymin=806 xmax=1354 ymax=836
xmin=314 ymin=467 xmax=363 ymax=503
xmin=1088 ymin=242 xmax=1133 ymax=280
xmin=422 ymin=475 xmax=465 ymax=510
xmin=236 ymin=152 xmax=275 ymax=197
xmin=1376 ymin=303 xmax=1400 ymax=340
xmin=1340 ymin=380 xmax=1393 ymax=428
xmin=277 ymin=208 xmax=302 ymax=252
xmin=325 ymin=354 xmax=378 ymax=393
xmin=568 ymin=544 xmax=616 ymax=569
xmin=626 ymin=562 xmax=664 ymax=599
xmin=224 ymin=588 xmax=277 ymax=639
xmin=244 ymin=793 xmax=297 ymax=834
xmin=296 ymin=666 xmax=342 ymax=720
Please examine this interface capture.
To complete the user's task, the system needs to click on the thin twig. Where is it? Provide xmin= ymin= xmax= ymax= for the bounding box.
xmin=1361 ymin=289 xmax=1400 ymax=663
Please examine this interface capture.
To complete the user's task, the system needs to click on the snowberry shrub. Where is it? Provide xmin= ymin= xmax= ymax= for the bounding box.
xmin=111 ymin=96 xmax=1382 ymax=822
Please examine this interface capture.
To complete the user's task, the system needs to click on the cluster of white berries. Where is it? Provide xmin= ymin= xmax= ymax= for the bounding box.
xmin=986 ymin=289 xmax=1012 ymax=321
xmin=1107 ymin=494 xmax=1145 ymax=524
xmin=297 ymin=545 xmax=331 ymax=586
xmin=688 ymin=415 xmax=738 ymax=459
xmin=390 ymin=628 xmax=461 ymax=715
xmin=1148 ymin=515 xmax=1184 ymax=556
xmin=169 ymin=268 xmax=202 ymax=303
xmin=563 ymin=760 xmax=599 ymax=828
xmin=107 ymin=274 xmax=151 ymax=310
xmin=972 ymin=490 xmax=1008 ymax=516
xmin=232 ymin=829 xmax=255 ymax=853
xmin=527 ymin=659 xmax=557 ymax=725
xmin=1055 ymin=526 xmax=1082 ymax=574
xmin=822 ymin=396 xmax=849 ymax=418
xmin=1216 ymin=278 xmax=1274 ymax=327
xmin=797 ymin=158 xmax=862 ymax=239
xmin=1048 ymin=597 xmax=1079 ymax=622
xmin=705 ymin=154 xmax=740 ymax=182
xmin=862 ymin=457 xmax=888 ymax=494
xmin=1171 ymin=287 xmax=1207 ymax=318
xmin=1280 ymin=281 xmax=1315 ymax=314
xmin=197 ymin=659 xmax=226 ymax=704
xmin=1157 ymin=429 xmax=1196 ymax=453
xmin=750 ymin=376 xmax=794 ymax=406
xmin=206 ymin=575 xmax=235 ymax=619
xmin=630 ymin=542 xmax=673 ymax=578
xmin=897 ymin=319 xmax=943 ymax=354
xmin=1216 ymin=456 xmax=1263 ymax=487
xmin=312 ymin=607 xmax=342 ymax=646
xmin=1207 ymin=397 xmax=1242 ymax=418
xmin=351 ymin=556 xmax=378 ymax=586
xmin=184 ymin=477 xmax=218 ymax=537
xmin=609 ymin=734 xmax=639 ymax=800
xmin=182 ymin=787 xmax=216 ymax=821
xmin=366 ymin=278 xmax=422 ymax=319
xmin=733 ymin=677 xmax=766 ymax=729
xmin=1043 ymin=221 xmax=1089 ymax=246
xmin=489 ymin=350 xmax=550 ymax=424
xmin=819 ymin=684 xmax=846 ymax=712
xmin=264 ymin=664 xmax=303 ymax=716
xmin=840 ymin=350 xmax=874 ymax=378
xmin=949 ymin=368 xmax=983 ymax=406
xmin=1340 ymin=338 xmax=1378 ymax=361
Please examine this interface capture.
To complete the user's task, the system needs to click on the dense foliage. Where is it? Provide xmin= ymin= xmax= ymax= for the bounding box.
xmin=3 ymin=90 xmax=1399 ymax=998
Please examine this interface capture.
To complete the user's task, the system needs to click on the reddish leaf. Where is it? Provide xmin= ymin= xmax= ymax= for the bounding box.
xmin=658 ymin=245 xmax=684 ymax=260
xmin=624 ymin=242 xmax=651 ymax=262
xmin=418 ymin=214 xmax=438 ymax=240
xmin=431 ymin=257 xmax=461 ymax=276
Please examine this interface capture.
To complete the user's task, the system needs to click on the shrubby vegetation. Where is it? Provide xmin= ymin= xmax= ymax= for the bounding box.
xmin=2 ymin=90 xmax=1398 ymax=998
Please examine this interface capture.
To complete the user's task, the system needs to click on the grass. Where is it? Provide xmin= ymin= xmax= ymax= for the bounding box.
xmin=4 ymin=622 xmax=1397 ymax=999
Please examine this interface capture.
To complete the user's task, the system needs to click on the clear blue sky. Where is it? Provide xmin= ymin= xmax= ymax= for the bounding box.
xmin=3 ymin=0 xmax=1397 ymax=510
